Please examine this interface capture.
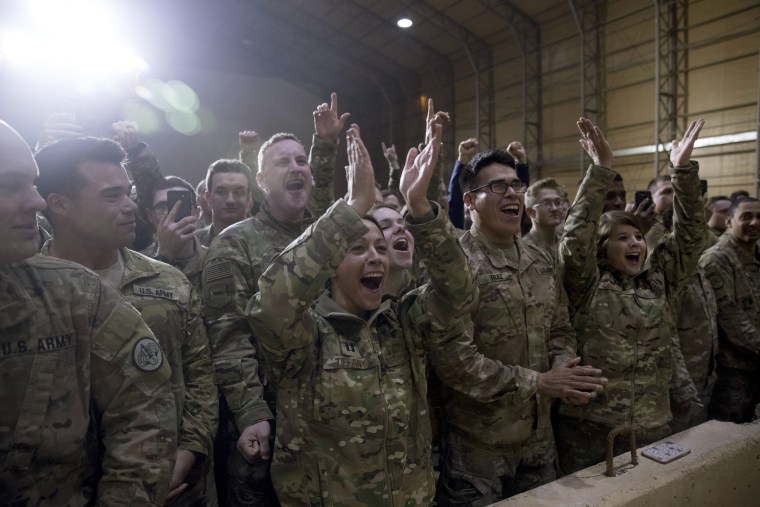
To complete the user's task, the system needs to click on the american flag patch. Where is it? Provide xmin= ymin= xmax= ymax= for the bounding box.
xmin=205 ymin=261 xmax=233 ymax=282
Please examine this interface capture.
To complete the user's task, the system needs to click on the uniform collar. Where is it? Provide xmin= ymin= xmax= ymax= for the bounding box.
xmin=314 ymin=292 xmax=392 ymax=338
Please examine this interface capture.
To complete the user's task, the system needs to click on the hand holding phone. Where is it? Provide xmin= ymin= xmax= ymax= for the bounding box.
xmin=166 ymin=190 xmax=193 ymax=222
xmin=634 ymin=190 xmax=652 ymax=210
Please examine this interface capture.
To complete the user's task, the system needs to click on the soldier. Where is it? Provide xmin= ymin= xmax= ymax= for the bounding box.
xmin=147 ymin=176 xmax=207 ymax=292
xmin=603 ymin=173 xmax=627 ymax=212
xmin=523 ymin=178 xmax=568 ymax=264
xmin=706 ymin=195 xmax=731 ymax=237
xmin=202 ymin=93 xmax=348 ymax=505
xmin=249 ymin=121 xmax=527 ymax=506
xmin=436 ymin=147 xmax=607 ymax=504
xmin=195 ymin=159 xmax=253 ymax=247
xmin=700 ymin=196 xmax=760 ymax=423
xmin=0 ymin=120 xmax=177 ymax=505
xmin=555 ymin=118 xmax=705 ymax=473
xmin=34 ymin=137 xmax=218 ymax=506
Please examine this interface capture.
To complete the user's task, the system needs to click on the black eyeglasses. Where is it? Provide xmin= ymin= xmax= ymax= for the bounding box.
xmin=467 ymin=180 xmax=528 ymax=195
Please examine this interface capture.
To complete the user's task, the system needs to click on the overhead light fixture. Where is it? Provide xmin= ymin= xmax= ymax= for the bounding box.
xmin=397 ymin=17 xmax=413 ymax=29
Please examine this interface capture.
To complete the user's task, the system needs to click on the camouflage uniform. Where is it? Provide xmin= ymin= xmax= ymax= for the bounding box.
xmin=202 ymin=135 xmax=337 ymax=506
xmin=435 ymin=226 xmax=576 ymax=505
xmin=521 ymin=229 xmax=560 ymax=266
xmin=0 ymin=255 xmax=176 ymax=505
xmin=43 ymin=244 xmax=218 ymax=504
xmin=195 ymin=224 xmax=218 ymax=248
xmin=669 ymin=265 xmax=719 ymax=433
xmin=556 ymin=163 xmax=704 ymax=473
xmin=700 ymin=233 xmax=760 ymax=423
xmin=140 ymin=237 xmax=208 ymax=293
xmin=248 ymin=200 xmax=484 ymax=506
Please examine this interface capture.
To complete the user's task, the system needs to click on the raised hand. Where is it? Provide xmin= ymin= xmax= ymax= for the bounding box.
xmin=424 ymin=98 xmax=450 ymax=145
xmin=670 ymin=119 xmax=705 ymax=167
xmin=314 ymin=92 xmax=350 ymax=140
xmin=345 ymin=124 xmax=375 ymax=216
xmin=577 ymin=117 xmax=613 ymax=168
xmin=381 ymin=141 xmax=400 ymax=169
xmin=401 ymin=122 xmax=443 ymax=219
xmin=458 ymin=137 xmax=479 ymax=165
xmin=112 ymin=120 xmax=139 ymax=151
xmin=506 ymin=141 xmax=527 ymax=165
xmin=239 ymin=130 xmax=261 ymax=154
xmin=38 ymin=113 xmax=83 ymax=148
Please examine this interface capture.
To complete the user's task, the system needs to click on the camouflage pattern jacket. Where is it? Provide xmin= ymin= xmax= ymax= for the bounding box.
xmin=559 ymin=163 xmax=705 ymax=430
xmin=140 ymin=237 xmax=207 ymax=293
xmin=700 ymin=233 xmax=760 ymax=371
xmin=115 ymin=248 xmax=217 ymax=459
xmin=0 ymin=255 xmax=176 ymax=505
xmin=247 ymin=200 xmax=478 ymax=506
xmin=445 ymin=227 xmax=576 ymax=448
xmin=202 ymin=135 xmax=337 ymax=431
xmin=673 ymin=265 xmax=719 ymax=398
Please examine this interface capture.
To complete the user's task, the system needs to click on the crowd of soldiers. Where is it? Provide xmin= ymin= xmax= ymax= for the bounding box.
xmin=1 ymin=92 xmax=759 ymax=506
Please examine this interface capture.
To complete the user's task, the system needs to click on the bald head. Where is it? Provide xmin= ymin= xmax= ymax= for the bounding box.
xmin=0 ymin=121 xmax=47 ymax=264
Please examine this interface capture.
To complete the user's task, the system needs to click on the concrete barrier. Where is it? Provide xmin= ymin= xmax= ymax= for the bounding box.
xmin=494 ymin=420 xmax=760 ymax=506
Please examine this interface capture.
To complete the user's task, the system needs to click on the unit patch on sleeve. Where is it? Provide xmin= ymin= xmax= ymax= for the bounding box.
xmin=133 ymin=337 xmax=164 ymax=372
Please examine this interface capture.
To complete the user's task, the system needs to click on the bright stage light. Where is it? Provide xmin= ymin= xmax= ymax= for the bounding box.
xmin=0 ymin=0 xmax=148 ymax=77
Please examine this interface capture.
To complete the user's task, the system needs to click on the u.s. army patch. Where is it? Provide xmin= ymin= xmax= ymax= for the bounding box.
xmin=133 ymin=337 xmax=163 ymax=372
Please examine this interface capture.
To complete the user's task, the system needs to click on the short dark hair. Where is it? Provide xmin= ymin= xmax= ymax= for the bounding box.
xmin=461 ymin=150 xmax=516 ymax=192
xmin=613 ymin=173 xmax=624 ymax=182
xmin=205 ymin=159 xmax=252 ymax=192
xmin=35 ymin=137 xmax=126 ymax=201
xmin=647 ymin=175 xmax=671 ymax=193
xmin=257 ymin=132 xmax=303 ymax=173
xmin=730 ymin=190 xmax=750 ymax=201
xmin=153 ymin=176 xmax=196 ymax=206
xmin=729 ymin=196 xmax=760 ymax=217
xmin=708 ymin=195 xmax=730 ymax=207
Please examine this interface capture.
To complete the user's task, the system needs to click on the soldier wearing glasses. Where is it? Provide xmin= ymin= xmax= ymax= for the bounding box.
xmin=435 ymin=150 xmax=607 ymax=505
xmin=523 ymin=178 xmax=569 ymax=265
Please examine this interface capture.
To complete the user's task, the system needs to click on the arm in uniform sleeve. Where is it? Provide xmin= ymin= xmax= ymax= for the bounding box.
xmin=247 ymin=200 xmax=367 ymax=376
xmin=307 ymin=134 xmax=337 ymax=218
xmin=202 ymin=238 xmax=273 ymax=432
xmin=178 ymin=283 xmax=218 ymax=459
xmin=239 ymin=148 xmax=266 ymax=214
xmin=91 ymin=282 xmax=177 ymax=505
xmin=650 ymin=161 xmax=706 ymax=292
xmin=700 ymin=250 xmax=760 ymax=359
xmin=447 ymin=160 xmax=465 ymax=228
xmin=559 ymin=164 xmax=614 ymax=310
xmin=125 ymin=141 xmax=165 ymax=213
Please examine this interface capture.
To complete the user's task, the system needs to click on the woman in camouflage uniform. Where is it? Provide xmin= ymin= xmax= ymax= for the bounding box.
xmin=248 ymin=124 xmax=483 ymax=506
xmin=555 ymin=118 xmax=706 ymax=474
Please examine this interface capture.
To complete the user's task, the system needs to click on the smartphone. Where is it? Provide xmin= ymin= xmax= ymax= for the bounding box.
xmin=700 ymin=179 xmax=708 ymax=196
xmin=166 ymin=190 xmax=193 ymax=222
xmin=635 ymin=190 xmax=652 ymax=209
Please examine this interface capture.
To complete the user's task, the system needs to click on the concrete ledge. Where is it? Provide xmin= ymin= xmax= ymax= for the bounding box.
xmin=494 ymin=420 xmax=760 ymax=506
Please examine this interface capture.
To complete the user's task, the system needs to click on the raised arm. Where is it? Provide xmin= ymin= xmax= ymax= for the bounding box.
xmin=559 ymin=118 xmax=614 ymax=310
xmin=650 ymin=119 xmax=706 ymax=292
xmin=307 ymin=92 xmax=349 ymax=216
xmin=448 ymin=138 xmax=478 ymax=228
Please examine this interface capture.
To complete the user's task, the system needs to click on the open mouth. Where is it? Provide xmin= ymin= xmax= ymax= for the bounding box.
xmin=392 ymin=237 xmax=409 ymax=252
xmin=625 ymin=252 xmax=641 ymax=263
xmin=360 ymin=272 xmax=383 ymax=290
xmin=501 ymin=203 xmax=520 ymax=217
xmin=285 ymin=180 xmax=305 ymax=191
